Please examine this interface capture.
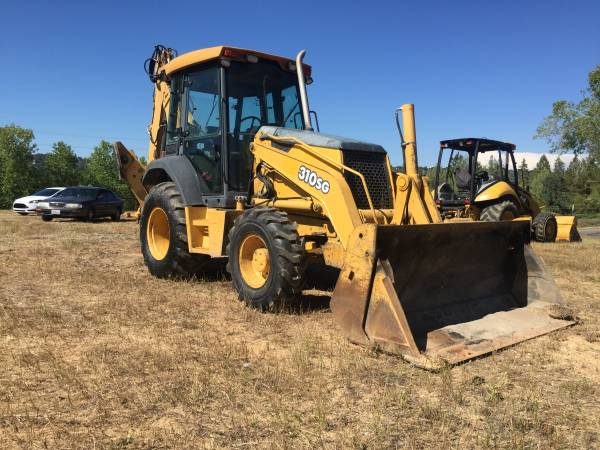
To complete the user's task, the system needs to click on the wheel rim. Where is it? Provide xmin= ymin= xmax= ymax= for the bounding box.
xmin=239 ymin=234 xmax=270 ymax=289
xmin=147 ymin=207 xmax=170 ymax=260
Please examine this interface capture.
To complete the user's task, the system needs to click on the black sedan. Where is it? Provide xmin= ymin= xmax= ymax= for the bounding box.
xmin=36 ymin=187 xmax=124 ymax=222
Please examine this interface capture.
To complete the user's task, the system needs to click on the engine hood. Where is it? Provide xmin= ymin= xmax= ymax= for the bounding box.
xmin=258 ymin=126 xmax=386 ymax=154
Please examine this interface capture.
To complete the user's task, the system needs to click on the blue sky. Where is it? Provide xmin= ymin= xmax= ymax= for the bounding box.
xmin=1 ymin=0 xmax=598 ymax=166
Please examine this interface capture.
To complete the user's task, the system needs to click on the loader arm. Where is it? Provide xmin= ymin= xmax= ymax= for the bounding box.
xmin=251 ymin=106 xmax=442 ymax=249
xmin=251 ymin=132 xmax=382 ymax=249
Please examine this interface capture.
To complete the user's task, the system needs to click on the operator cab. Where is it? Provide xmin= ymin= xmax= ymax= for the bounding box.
xmin=433 ymin=138 xmax=519 ymax=213
xmin=158 ymin=47 xmax=315 ymax=206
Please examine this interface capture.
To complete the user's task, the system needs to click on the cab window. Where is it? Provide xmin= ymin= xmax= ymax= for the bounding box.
xmin=183 ymin=67 xmax=222 ymax=194
xmin=165 ymin=74 xmax=183 ymax=155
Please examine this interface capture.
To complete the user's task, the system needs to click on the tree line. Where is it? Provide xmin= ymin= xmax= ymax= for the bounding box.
xmin=1 ymin=65 xmax=598 ymax=214
xmin=0 ymin=125 xmax=138 ymax=209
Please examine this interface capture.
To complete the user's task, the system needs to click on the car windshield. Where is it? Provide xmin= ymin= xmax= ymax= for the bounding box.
xmin=33 ymin=188 xmax=60 ymax=197
xmin=54 ymin=188 xmax=97 ymax=199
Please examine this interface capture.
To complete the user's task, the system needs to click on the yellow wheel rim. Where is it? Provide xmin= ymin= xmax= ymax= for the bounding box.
xmin=239 ymin=234 xmax=270 ymax=289
xmin=147 ymin=207 xmax=170 ymax=260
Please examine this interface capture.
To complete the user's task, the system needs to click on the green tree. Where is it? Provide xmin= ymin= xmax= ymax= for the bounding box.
xmin=535 ymin=154 xmax=551 ymax=172
xmin=553 ymin=156 xmax=565 ymax=174
xmin=45 ymin=141 xmax=81 ymax=186
xmin=541 ymin=172 xmax=570 ymax=212
xmin=84 ymin=140 xmax=134 ymax=208
xmin=0 ymin=125 xmax=38 ymax=208
xmin=536 ymin=65 xmax=600 ymax=159
xmin=529 ymin=155 xmax=552 ymax=199
xmin=518 ymin=158 xmax=529 ymax=187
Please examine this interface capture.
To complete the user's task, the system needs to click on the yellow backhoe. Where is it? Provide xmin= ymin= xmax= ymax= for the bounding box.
xmin=115 ymin=44 xmax=574 ymax=368
xmin=432 ymin=138 xmax=580 ymax=242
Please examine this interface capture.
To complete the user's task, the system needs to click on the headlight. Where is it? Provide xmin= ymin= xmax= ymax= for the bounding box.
xmin=29 ymin=200 xmax=39 ymax=205
xmin=65 ymin=203 xmax=82 ymax=209
xmin=37 ymin=201 xmax=49 ymax=208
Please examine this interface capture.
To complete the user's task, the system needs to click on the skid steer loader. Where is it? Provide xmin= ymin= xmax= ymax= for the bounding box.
xmin=432 ymin=138 xmax=580 ymax=242
xmin=116 ymin=44 xmax=574 ymax=368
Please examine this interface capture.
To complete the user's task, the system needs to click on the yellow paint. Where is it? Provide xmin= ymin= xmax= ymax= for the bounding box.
xmin=474 ymin=181 xmax=518 ymax=203
xmin=238 ymin=234 xmax=270 ymax=288
xmin=114 ymin=142 xmax=147 ymax=206
xmin=185 ymin=207 xmax=240 ymax=256
xmin=555 ymin=215 xmax=578 ymax=242
xmin=162 ymin=46 xmax=304 ymax=76
xmin=147 ymin=207 xmax=170 ymax=260
xmin=251 ymin=133 xmax=366 ymax=247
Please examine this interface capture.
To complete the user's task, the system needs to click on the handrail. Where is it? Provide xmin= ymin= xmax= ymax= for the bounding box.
xmin=259 ymin=133 xmax=379 ymax=223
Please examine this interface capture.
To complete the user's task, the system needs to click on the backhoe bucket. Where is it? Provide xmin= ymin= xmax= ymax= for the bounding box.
xmin=330 ymin=221 xmax=574 ymax=368
xmin=555 ymin=215 xmax=581 ymax=242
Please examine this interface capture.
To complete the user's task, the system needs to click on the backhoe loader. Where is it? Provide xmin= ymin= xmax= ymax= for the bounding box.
xmin=115 ymin=44 xmax=574 ymax=368
xmin=432 ymin=138 xmax=580 ymax=242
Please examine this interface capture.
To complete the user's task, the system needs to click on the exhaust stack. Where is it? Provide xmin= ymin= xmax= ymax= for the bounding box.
xmin=295 ymin=50 xmax=313 ymax=131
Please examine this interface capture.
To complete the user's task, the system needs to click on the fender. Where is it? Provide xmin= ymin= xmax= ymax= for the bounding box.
xmin=475 ymin=181 xmax=519 ymax=205
xmin=142 ymin=155 xmax=208 ymax=206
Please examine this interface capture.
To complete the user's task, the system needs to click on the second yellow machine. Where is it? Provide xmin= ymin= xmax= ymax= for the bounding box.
xmin=116 ymin=45 xmax=573 ymax=367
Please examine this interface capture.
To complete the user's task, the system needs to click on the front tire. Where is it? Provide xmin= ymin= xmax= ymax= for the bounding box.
xmin=531 ymin=212 xmax=558 ymax=242
xmin=480 ymin=200 xmax=518 ymax=222
xmin=140 ymin=182 xmax=208 ymax=278
xmin=111 ymin=208 xmax=122 ymax=221
xmin=226 ymin=207 xmax=305 ymax=310
xmin=41 ymin=216 xmax=53 ymax=222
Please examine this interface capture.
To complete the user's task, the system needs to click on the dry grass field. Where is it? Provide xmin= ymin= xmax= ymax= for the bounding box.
xmin=0 ymin=210 xmax=598 ymax=449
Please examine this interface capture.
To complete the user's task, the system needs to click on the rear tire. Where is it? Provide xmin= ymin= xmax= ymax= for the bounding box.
xmin=531 ymin=212 xmax=558 ymax=242
xmin=140 ymin=182 xmax=208 ymax=278
xmin=226 ymin=207 xmax=305 ymax=310
xmin=41 ymin=216 xmax=52 ymax=222
xmin=480 ymin=200 xmax=518 ymax=222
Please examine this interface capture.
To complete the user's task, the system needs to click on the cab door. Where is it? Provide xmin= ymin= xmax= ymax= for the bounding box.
xmin=181 ymin=66 xmax=223 ymax=195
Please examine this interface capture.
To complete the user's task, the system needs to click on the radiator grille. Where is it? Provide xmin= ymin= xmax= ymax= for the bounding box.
xmin=343 ymin=150 xmax=393 ymax=209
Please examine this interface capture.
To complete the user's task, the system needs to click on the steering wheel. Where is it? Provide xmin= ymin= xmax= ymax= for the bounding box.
xmin=475 ymin=170 xmax=489 ymax=182
xmin=240 ymin=116 xmax=261 ymax=132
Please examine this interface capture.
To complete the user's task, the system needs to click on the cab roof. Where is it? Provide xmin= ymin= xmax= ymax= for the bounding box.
xmin=163 ymin=46 xmax=311 ymax=77
xmin=440 ymin=138 xmax=516 ymax=153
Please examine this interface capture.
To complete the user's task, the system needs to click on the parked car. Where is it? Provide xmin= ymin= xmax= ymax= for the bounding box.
xmin=12 ymin=187 xmax=66 ymax=215
xmin=36 ymin=187 xmax=124 ymax=222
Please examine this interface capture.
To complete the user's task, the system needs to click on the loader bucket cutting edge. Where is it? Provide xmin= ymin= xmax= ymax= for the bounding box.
xmin=330 ymin=221 xmax=575 ymax=368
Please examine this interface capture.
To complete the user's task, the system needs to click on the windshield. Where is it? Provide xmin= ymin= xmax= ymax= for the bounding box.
xmin=436 ymin=149 xmax=470 ymax=191
xmin=33 ymin=188 xmax=60 ymax=197
xmin=54 ymin=188 xmax=97 ymax=198
xmin=226 ymin=61 xmax=304 ymax=192
xmin=479 ymin=149 xmax=517 ymax=183
xmin=227 ymin=61 xmax=303 ymax=133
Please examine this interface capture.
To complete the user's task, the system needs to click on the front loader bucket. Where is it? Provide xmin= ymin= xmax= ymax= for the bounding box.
xmin=330 ymin=221 xmax=574 ymax=368
xmin=555 ymin=215 xmax=581 ymax=242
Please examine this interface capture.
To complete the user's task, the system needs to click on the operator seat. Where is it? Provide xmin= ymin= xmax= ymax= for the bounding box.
xmin=454 ymin=167 xmax=472 ymax=191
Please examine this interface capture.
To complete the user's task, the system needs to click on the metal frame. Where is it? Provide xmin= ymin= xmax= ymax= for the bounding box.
xmin=434 ymin=138 xmax=520 ymax=205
